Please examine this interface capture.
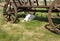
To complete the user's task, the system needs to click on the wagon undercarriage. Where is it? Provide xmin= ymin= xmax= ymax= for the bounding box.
xmin=1 ymin=0 xmax=60 ymax=34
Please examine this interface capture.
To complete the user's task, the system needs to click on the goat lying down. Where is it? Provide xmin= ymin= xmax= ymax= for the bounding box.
xmin=22 ymin=13 xmax=35 ymax=22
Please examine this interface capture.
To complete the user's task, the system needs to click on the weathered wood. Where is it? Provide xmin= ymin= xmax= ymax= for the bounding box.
xmin=48 ymin=0 xmax=60 ymax=34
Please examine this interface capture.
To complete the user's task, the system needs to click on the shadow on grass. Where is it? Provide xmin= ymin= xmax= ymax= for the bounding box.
xmin=17 ymin=13 xmax=60 ymax=24
xmin=45 ymin=24 xmax=60 ymax=35
xmin=34 ymin=15 xmax=48 ymax=22
xmin=18 ymin=14 xmax=26 ymax=18
xmin=15 ymin=14 xmax=26 ymax=23
xmin=17 ymin=13 xmax=48 ymax=22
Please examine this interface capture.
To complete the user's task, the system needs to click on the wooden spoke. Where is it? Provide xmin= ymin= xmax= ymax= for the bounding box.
xmin=3 ymin=2 xmax=18 ymax=23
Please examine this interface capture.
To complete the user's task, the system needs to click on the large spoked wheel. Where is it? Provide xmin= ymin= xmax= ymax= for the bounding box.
xmin=48 ymin=0 xmax=60 ymax=34
xmin=3 ymin=2 xmax=18 ymax=23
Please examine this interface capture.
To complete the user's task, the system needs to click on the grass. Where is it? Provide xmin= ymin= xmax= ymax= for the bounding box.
xmin=0 ymin=6 xmax=60 ymax=41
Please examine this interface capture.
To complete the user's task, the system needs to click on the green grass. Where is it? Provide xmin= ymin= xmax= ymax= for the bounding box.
xmin=0 ymin=7 xmax=60 ymax=41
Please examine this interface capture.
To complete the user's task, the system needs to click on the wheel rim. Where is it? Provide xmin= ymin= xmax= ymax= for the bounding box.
xmin=48 ymin=0 xmax=60 ymax=34
xmin=3 ymin=2 xmax=17 ymax=23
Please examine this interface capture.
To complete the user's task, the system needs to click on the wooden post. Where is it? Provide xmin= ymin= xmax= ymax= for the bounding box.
xmin=36 ymin=0 xmax=39 ymax=6
xmin=44 ymin=0 xmax=47 ymax=6
xmin=29 ymin=0 xmax=32 ymax=6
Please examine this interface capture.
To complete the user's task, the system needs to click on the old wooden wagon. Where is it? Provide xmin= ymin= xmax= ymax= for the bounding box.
xmin=1 ymin=0 xmax=60 ymax=34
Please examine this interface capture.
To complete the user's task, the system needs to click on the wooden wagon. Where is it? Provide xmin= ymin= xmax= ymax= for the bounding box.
xmin=1 ymin=0 xmax=60 ymax=34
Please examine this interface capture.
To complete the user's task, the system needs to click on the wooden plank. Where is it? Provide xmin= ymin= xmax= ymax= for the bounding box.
xmin=17 ymin=9 xmax=60 ymax=12
xmin=18 ymin=5 xmax=50 ymax=8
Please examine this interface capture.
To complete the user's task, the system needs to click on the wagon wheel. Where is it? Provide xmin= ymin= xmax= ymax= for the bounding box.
xmin=48 ymin=0 xmax=60 ymax=34
xmin=3 ymin=2 xmax=17 ymax=23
